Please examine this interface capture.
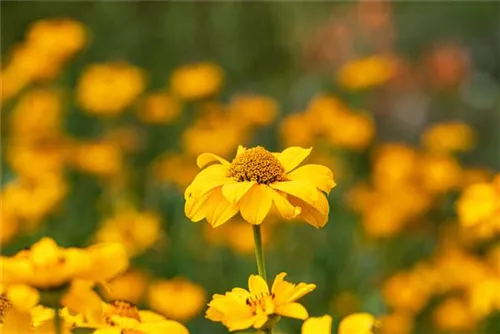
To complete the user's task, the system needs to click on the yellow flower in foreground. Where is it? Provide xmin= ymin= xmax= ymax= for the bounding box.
xmin=302 ymin=315 xmax=332 ymax=334
xmin=0 ymin=237 xmax=128 ymax=288
xmin=338 ymin=313 xmax=376 ymax=334
xmin=185 ymin=146 xmax=335 ymax=228
xmin=206 ymin=273 xmax=316 ymax=332
xmin=147 ymin=277 xmax=206 ymax=321
xmin=79 ymin=301 xmax=189 ymax=334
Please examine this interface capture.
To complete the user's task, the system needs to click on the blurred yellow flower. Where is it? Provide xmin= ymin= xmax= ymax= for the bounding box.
xmin=80 ymin=301 xmax=189 ymax=334
xmin=95 ymin=209 xmax=162 ymax=257
xmin=326 ymin=111 xmax=375 ymax=150
xmin=185 ymin=146 xmax=335 ymax=227
xmin=27 ymin=18 xmax=87 ymax=62
xmin=338 ymin=313 xmax=376 ymax=334
xmin=0 ymin=237 xmax=128 ymax=288
xmin=137 ymin=92 xmax=182 ymax=124
xmin=102 ymin=270 xmax=149 ymax=304
xmin=227 ymin=95 xmax=278 ymax=127
xmin=77 ymin=62 xmax=146 ymax=116
xmin=421 ymin=122 xmax=475 ymax=153
xmin=432 ymin=298 xmax=476 ymax=331
xmin=417 ymin=153 xmax=462 ymax=194
xmin=71 ymin=141 xmax=123 ymax=177
xmin=456 ymin=177 xmax=500 ymax=229
xmin=372 ymin=144 xmax=417 ymax=191
xmin=170 ymin=62 xmax=223 ymax=100
xmin=337 ymin=55 xmax=396 ymax=90
xmin=154 ymin=154 xmax=199 ymax=190
xmin=280 ymin=113 xmax=315 ymax=147
xmin=383 ymin=272 xmax=431 ymax=314
xmin=147 ymin=277 xmax=205 ymax=321
xmin=301 ymin=315 xmax=332 ymax=334
xmin=206 ymin=272 xmax=315 ymax=331
xmin=379 ymin=312 xmax=413 ymax=334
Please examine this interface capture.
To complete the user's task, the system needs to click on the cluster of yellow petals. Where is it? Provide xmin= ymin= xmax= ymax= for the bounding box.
xmin=185 ymin=145 xmax=335 ymax=228
xmin=206 ymin=273 xmax=316 ymax=331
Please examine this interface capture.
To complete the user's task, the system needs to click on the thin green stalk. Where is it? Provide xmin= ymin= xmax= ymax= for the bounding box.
xmin=54 ymin=304 xmax=62 ymax=334
xmin=252 ymin=224 xmax=268 ymax=281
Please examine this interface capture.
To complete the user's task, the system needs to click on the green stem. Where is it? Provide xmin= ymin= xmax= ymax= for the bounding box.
xmin=54 ymin=304 xmax=62 ymax=334
xmin=252 ymin=224 xmax=268 ymax=282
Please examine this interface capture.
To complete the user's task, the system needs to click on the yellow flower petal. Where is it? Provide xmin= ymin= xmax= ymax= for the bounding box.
xmin=196 ymin=153 xmax=230 ymax=169
xmin=236 ymin=145 xmax=246 ymax=157
xmin=276 ymin=302 xmax=309 ymax=320
xmin=271 ymin=272 xmax=288 ymax=294
xmin=222 ymin=181 xmax=256 ymax=204
xmin=184 ymin=164 xmax=229 ymax=200
xmin=287 ymin=164 xmax=336 ymax=194
xmin=227 ymin=315 xmax=260 ymax=332
xmin=289 ymin=192 xmax=329 ymax=228
xmin=7 ymin=284 xmax=39 ymax=311
xmin=301 ymin=315 xmax=333 ymax=334
xmin=203 ymin=188 xmax=239 ymax=228
xmin=248 ymin=275 xmax=270 ymax=295
xmin=338 ymin=313 xmax=375 ymax=334
xmin=270 ymin=180 xmax=319 ymax=206
xmin=239 ymin=184 xmax=273 ymax=225
xmin=270 ymin=191 xmax=301 ymax=219
xmin=277 ymin=146 xmax=312 ymax=173
xmin=288 ymin=283 xmax=317 ymax=302
xmin=138 ymin=319 xmax=190 ymax=334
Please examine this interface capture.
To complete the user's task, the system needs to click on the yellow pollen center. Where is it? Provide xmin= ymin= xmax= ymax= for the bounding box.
xmin=0 ymin=294 xmax=12 ymax=323
xmin=228 ymin=147 xmax=285 ymax=184
xmin=245 ymin=292 xmax=275 ymax=315
xmin=106 ymin=300 xmax=141 ymax=324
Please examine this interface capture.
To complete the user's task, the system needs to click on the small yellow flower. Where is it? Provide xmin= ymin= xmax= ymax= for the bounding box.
xmin=137 ymin=92 xmax=182 ymax=124
xmin=432 ymin=298 xmax=476 ymax=331
xmin=337 ymin=55 xmax=396 ymax=90
xmin=0 ymin=237 xmax=128 ymax=289
xmin=206 ymin=272 xmax=315 ymax=332
xmin=71 ymin=141 xmax=123 ymax=177
xmin=102 ymin=270 xmax=149 ymax=304
xmin=456 ymin=177 xmax=500 ymax=228
xmin=227 ymin=95 xmax=278 ymax=127
xmin=185 ymin=146 xmax=335 ymax=228
xmin=301 ymin=315 xmax=332 ymax=334
xmin=78 ymin=300 xmax=189 ymax=334
xmin=421 ymin=122 xmax=475 ymax=153
xmin=147 ymin=277 xmax=206 ymax=321
xmin=95 ymin=209 xmax=162 ymax=257
xmin=77 ymin=62 xmax=146 ymax=116
xmin=170 ymin=62 xmax=223 ymax=100
xmin=338 ymin=313 xmax=376 ymax=334
xmin=378 ymin=312 xmax=413 ymax=334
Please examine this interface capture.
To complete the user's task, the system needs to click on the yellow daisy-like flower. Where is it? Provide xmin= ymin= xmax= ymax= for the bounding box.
xmin=206 ymin=272 xmax=316 ymax=332
xmin=76 ymin=300 xmax=189 ymax=334
xmin=185 ymin=146 xmax=335 ymax=228
xmin=0 ymin=237 xmax=128 ymax=289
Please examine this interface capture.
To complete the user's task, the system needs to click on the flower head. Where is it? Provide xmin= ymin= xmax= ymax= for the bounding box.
xmin=185 ymin=146 xmax=335 ymax=228
xmin=0 ymin=237 xmax=128 ymax=289
xmin=206 ymin=272 xmax=316 ymax=332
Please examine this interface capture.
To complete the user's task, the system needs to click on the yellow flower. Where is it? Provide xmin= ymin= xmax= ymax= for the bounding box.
xmin=95 ymin=209 xmax=162 ymax=257
xmin=379 ymin=312 xmax=413 ymax=334
xmin=206 ymin=273 xmax=316 ymax=332
xmin=102 ymin=270 xmax=149 ymax=304
xmin=325 ymin=111 xmax=375 ymax=150
xmin=147 ymin=277 xmax=206 ymax=321
xmin=227 ymin=95 xmax=278 ymax=127
xmin=432 ymin=298 xmax=476 ymax=331
xmin=421 ymin=122 xmax=475 ymax=153
xmin=417 ymin=153 xmax=462 ymax=194
xmin=338 ymin=313 xmax=376 ymax=334
xmin=0 ymin=237 xmax=128 ymax=289
xmin=456 ymin=178 xmax=500 ymax=228
xmin=383 ymin=272 xmax=431 ymax=314
xmin=337 ymin=55 xmax=396 ymax=90
xmin=280 ymin=113 xmax=315 ymax=147
xmin=301 ymin=315 xmax=332 ymax=334
xmin=77 ymin=300 xmax=189 ymax=334
xmin=77 ymin=62 xmax=146 ymax=116
xmin=170 ymin=62 xmax=223 ymax=100
xmin=185 ymin=146 xmax=335 ymax=227
xmin=153 ymin=154 xmax=199 ymax=191
xmin=137 ymin=92 xmax=181 ymax=124
xmin=71 ymin=141 xmax=123 ymax=177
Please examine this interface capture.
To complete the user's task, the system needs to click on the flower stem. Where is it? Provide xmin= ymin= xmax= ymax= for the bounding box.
xmin=252 ymin=224 xmax=267 ymax=282
xmin=54 ymin=304 xmax=62 ymax=334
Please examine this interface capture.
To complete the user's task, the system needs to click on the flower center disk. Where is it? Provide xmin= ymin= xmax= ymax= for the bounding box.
xmin=107 ymin=300 xmax=141 ymax=324
xmin=228 ymin=146 xmax=285 ymax=184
